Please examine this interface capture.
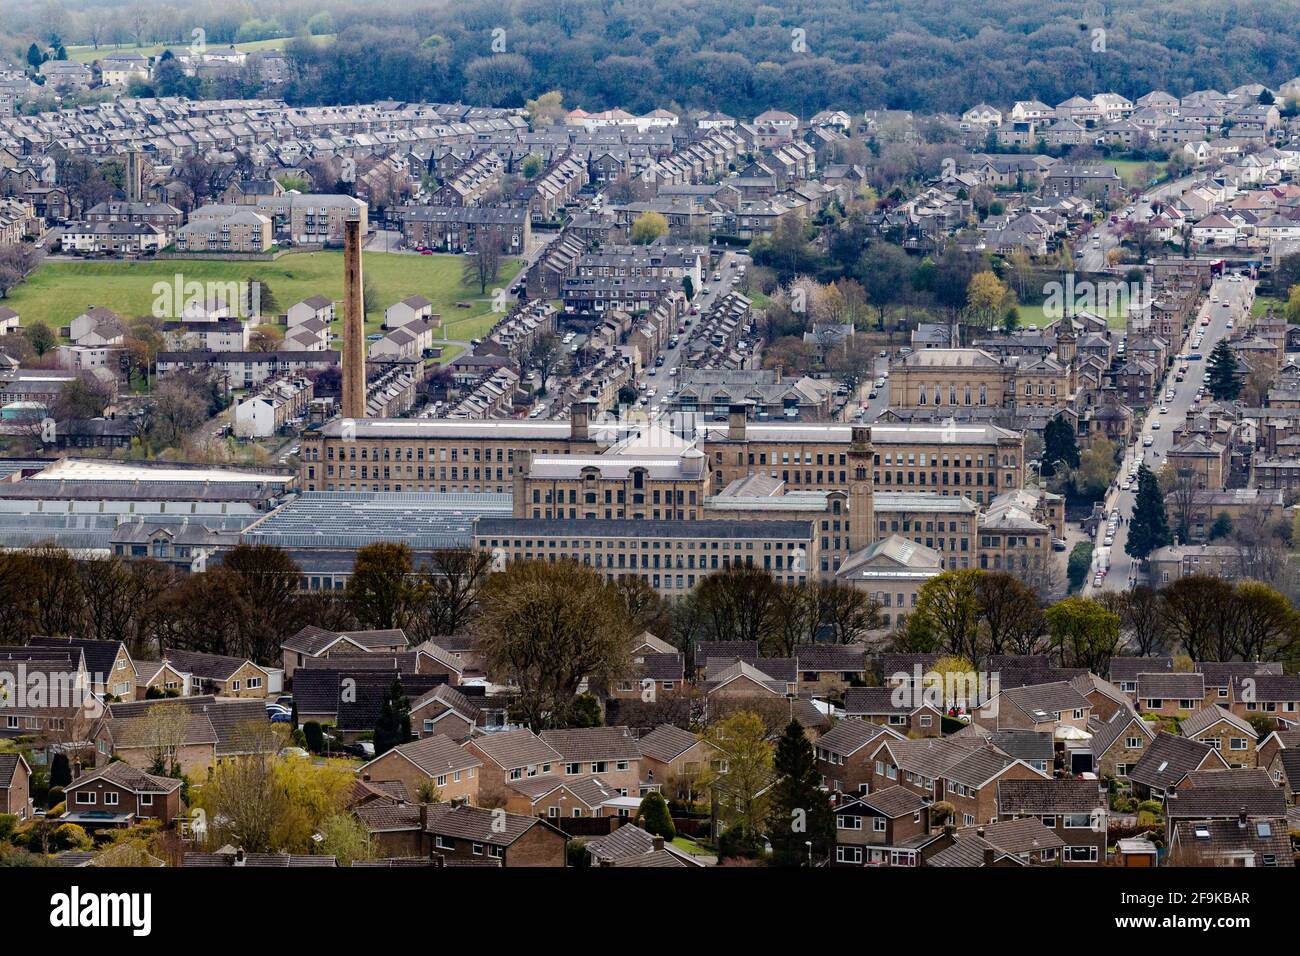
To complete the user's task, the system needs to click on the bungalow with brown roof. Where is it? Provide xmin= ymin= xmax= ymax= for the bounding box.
xmin=162 ymin=648 xmax=269 ymax=698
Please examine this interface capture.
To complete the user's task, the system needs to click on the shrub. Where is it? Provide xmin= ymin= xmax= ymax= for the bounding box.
xmin=635 ymin=791 xmax=676 ymax=842
xmin=717 ymin=822 xmax=761 ymax=860
xmin=50 ymin=823 xmax=92 ymax=852
xmin=303 ymin=721 xmax=324 ymax=753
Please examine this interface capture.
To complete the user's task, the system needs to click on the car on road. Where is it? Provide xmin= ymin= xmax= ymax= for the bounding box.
xmin=419 ymin=249 xmax=434 ymax=255
xmin=1120 ymin=479 xmax=1131 ymax=491
xmin=868 ymin=389 xmax=878 ymax=399
xmin=1052 ymin=538 xmax=1067 ymax=552
xmin=1142 ymin=434 xmax=1153 ymax=447
xmin=1093 ymin=573 xmax=1104 ymax=587
xmin=1159 ymin=406 xmax=1168 ymax=415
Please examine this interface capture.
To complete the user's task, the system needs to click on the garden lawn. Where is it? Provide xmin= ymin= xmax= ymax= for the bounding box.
xmin=6 ymin=252 xmax=520 ymax=359
xmin=1106 ymin=159 xmax=1168 ymax=188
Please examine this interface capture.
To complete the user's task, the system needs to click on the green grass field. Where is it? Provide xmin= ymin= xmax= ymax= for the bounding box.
xmin=1016 ymin=303 xmax=1127 ymax=331
xmin=1253 ymin=295 xmax=1283 ymax=318
xmin=64 ymin=35 xmax=335 ymax=64
xmin=6 ymin=252 xmax=520 ymax=354
xmin=1105 ymin=159 xmax=1168 ymax=188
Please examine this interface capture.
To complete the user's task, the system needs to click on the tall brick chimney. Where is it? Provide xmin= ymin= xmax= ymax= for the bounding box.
xmin=341 ymin=212 xmax=366 ymax=421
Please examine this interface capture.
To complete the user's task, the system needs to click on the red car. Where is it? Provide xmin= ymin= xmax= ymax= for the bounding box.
xmin=419 ymin=249 xmax=434 ymax=255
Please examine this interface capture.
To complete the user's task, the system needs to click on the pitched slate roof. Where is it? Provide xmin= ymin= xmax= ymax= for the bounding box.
xmin=857 ymin=785 xmax=927 ymax=818
xmin=926 ymin=832 xmax=1025 ymax=867
xmin=634 ymin=652 xmax=685 ymax=682
xmin=637 ymin=724 xmax=701 ymax=764
xmin=1170 ymin=818 xmax=1294 ymax=866
xmin=999 ymin=681 xmax=1090 ymax=721
xmin=1231 ymin=673 xmax=1300 ymax=702
xmin=844 ymin=686 xmax=928 ymax=716
xmin=1129 ymin=732 xmax=1222 ymax=791
xmin=104 ymin=696 xmax=269 ymax=755
xmin=794 ymin=644 xmax=865 ymax=672
xmin=1164 ymin=784 xmax=1286 ymax=819
xmin=1108 ymin=656 xmax=1173 ymax=683
xmin=0 ymin=754 xmax=27 ymax=789
xmin=353 ymin=801 xmax=422 ymax=832
xmin=693 ymin=640 xmax=758 ymax=664
xmin=407 ymin=684 xmax=480 ymax=729
xmin=1197 ymin=661 xmax=1283 ymax=688
xmin=67 ymin=761 xmax=182 ymax=795
xmin=540 ymin=726 xmax=642 ymax=762
xmin=422 ymin=803 xmax=559 ymax=847
xmin=1277 ymin=751 xmax=1300 ymax=796
xmin=468 ymin=728 xmax=563 ymax=770
xmin=586 ymin=823 xmax=659 ymax=862
xmin=997 ymin=778 xmax=1105 ymax=814
xmin=1181 ymin=768 xmax=1274 ymax=790
xmin=986 ymin=730 xmax=1055 ymax=764
xmin=364 ymin=734 xmax=481 ymax=778
xmin=1088 ymin=709 xmax=1154 ymax=758
xmin=29 ymin=635 xmax=124 ymax=679
xmin=972 ymin=817 xmax=1066 ymax=855
xmin=816 ymin=718 xmax=900 ymax=757
xmin=162 ymin=647 xmax=260 ymax=682
xmin=1137 ymin=672 xmax=1205 ymax=700
xmin=281 ymin=625 xmax=409 ymax=655
xmin=1180 ymin=704 xmax=1255 ymax=738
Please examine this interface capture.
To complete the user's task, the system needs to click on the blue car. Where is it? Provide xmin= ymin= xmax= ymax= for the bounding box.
xmin=269 ymin=710 xmax=294 ymax=724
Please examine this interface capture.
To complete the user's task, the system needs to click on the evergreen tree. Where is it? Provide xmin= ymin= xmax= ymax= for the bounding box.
xmin=636 ymin=791 xmax=676 ymax=841
xmin=1208 ymin=512 xmax=1233 ymax=540
xmin=767 ymin=720 xmax=834 ymax=866
xmin=1126 ymin=464 xmax=1172 ymax=560
xmin=1206 ymin=340 xmax=1241 ymax=400
xmin=49 ymin=753 xmax=72 ymax=790
xmin=373 ymin=680 xmax=412 ymax=756
xmin=26 ymin=44 xmax=44 ymax=71
xmin=1041 ymin=415 xmax=1080 ymax=477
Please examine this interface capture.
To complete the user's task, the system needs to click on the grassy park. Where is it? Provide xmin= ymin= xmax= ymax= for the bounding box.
xmin=4 ymin=251 xmax=521 ymax=353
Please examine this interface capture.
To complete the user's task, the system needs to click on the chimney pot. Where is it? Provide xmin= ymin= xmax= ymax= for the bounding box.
xmin=652 ymin=836 xmax=664 ymax=851
xmin=983 ymin=844 xmax=995 ymax=866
